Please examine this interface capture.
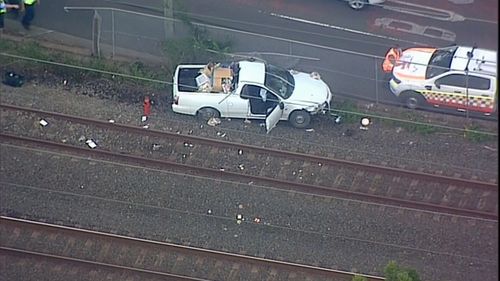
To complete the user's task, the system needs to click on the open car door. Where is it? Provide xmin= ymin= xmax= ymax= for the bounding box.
xmin=265 ymin=102 xmax=284 ymax=133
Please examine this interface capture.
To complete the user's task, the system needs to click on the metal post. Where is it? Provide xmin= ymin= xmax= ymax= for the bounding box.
xmin=164 ymin=0 xmax=174 ymax=39
xmin=92 ymin=10 xmax=102 ymax=57
xmin=465 ymin=71 xmax=469 ymax=121
xmin=111 ymin=10 xmax=115 ymax=58
xmin=374 ymin=57 xmax=379 ymax=104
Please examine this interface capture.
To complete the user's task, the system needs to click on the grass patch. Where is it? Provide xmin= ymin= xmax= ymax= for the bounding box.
xmin=463 ymin=125 xmax=497 ymax=143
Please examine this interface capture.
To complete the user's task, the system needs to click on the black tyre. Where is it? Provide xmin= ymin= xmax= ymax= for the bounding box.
xmin=289 ymin=110 xmax=311 ymax=128
xmin=402 ymin=91 xmax=426 ymax=110
xmin=197 ymin=107 xmax=220 ymax=121
xmin=348 ymin=0 xmax=367 ymax=10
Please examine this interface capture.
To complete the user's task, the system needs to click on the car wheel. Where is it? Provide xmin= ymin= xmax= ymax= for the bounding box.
xmin=197 ymin=107 xmax=220 ymax=121
xmin=289 ymin=110 xmax=311 ymax=128
xmin=348 ymin=0 xmax=366 ymax=10
xmin=402 ymin=91 xmax=426 ymax=109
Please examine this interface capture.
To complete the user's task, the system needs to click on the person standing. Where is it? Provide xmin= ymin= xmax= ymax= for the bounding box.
xmin=0 ymin=0 xmax=20 ymax=36
xmin=21 ymin=0 xmax=38 ymax=30
xmin=6 ymin=0 xmax=20 ymax=18
xmin=382 ymin=45 xmax=403 ymax=73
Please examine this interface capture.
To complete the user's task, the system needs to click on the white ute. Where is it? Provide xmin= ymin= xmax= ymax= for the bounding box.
xmin=172 ymin=60 xmax=333 ymax=132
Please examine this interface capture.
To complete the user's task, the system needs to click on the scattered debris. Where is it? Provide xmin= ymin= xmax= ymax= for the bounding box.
xmin=207 ymin=209 xmax=212 ymax=215
xmin=63 ymin=80 xmax=68 ymax=85
xmin=78 ymin=135 xmax=86 ymax=142
xmin=238 ymin=164 xmax=245 ymax=170
xmin=238 ymin=149 xmax=243 ymax=155
xmin=142 ymin=124 xmax=149 ymax=129
xmin=152 ymin=144 xmax=161 ymax=151
xmin=108 ymin=119 xmax=115 ymax=123
xmin=3 ymin=71 xmax=24 ymax=87
xmin=236 ymin=214 xmax=243 ymax=224
xmin=219 ymin=167 xmax=225 ymax=171
xmin=306 ymin=128 xmax=314 ymax=132
xmin=85 ymin=139 xmax=97 ymax=148
xmin=39 ymin=119 xmax=48 ymax=127
xmin=360 ymin=117 xmax=370 ymax=130
xmin=244 ymin=119 xmax=251 ymax=124
xmin=254 ymin=217 xmax=261 ymax=223
xmin=484 ymin=146 xmax=497 ymax=152
xmin=207 ymin=117 xmax=221 ymax=127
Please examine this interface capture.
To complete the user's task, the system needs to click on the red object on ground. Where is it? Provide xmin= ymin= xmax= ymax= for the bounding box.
xmin=143 ymin=96 xmax=151 ymax=116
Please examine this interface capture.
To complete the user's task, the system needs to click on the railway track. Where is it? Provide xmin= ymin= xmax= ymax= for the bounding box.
xmin=0 ymin=216 xmax=383 ymax=281
xmin=0 ymin=104 xmax=498 ymax=220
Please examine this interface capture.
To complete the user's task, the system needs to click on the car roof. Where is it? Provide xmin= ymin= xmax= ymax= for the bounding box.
xmin=451 ymin=46 xmax=497 ymax=76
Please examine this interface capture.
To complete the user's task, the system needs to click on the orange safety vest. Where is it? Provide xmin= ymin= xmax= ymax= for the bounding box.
xmin=382 ymin=47 xmax=402 ymax=73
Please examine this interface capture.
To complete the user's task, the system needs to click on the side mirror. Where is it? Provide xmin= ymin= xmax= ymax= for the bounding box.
xmin=279 ymin=102 xmax=284 ymax=110
xmin=434 ymin=81 xmax=441 ymax=89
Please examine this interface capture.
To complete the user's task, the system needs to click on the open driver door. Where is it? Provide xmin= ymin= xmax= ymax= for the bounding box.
xmin=265 ymin=102 xmax=284 ymax=133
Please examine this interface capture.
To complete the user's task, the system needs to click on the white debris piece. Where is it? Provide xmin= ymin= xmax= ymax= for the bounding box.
xmin=306 ymin=128 xmax=314 ymax=132
xmin=85 ymin=139 xmax=97 ymax=148
xmin=39 ymin=119 xmax=48 ymax=127
xmin=207 ymin=117 xmax=221 ymax=127
xmin=108 ymin=119 xmax=115 ymax=123
xmin=143 ymin=124 xmax=149 ymax=129
xmin=207 ymin=209 xmax=212 ymax=215
xmin=141 ymin=116 xmax=148 ymax=122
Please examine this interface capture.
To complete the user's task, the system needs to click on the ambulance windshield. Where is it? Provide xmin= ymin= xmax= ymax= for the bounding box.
xmin=426 ymin=46 xmax=458 ymax=79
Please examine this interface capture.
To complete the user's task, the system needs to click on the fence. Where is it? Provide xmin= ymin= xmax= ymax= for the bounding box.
xmin=7 ymin=5 xmax=493 ymax=122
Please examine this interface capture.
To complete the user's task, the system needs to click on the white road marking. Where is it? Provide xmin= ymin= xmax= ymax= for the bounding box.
xmin=270 ymin=13 xmax=402 ymax=42
xmin=385 ymin=0 xmax=465 ymax=22
xmin=374 ymin=18 xmax=456 ymax=42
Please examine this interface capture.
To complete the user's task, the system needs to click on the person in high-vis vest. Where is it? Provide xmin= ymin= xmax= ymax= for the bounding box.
xmin=21 ymin=0 xmax=38 ymax=30
xmin=0 ymin=0 xmax=19 ymax=35
xmin=382 ymin=46 xmax=402 ymax=73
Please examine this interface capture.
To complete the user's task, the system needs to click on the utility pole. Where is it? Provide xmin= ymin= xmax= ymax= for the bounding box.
xmin=164 ymin=0 xmax=175 ymax=40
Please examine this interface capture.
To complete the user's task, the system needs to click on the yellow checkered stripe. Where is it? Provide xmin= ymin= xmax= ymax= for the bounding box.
xmin=421 ymin=91 xmax=495 ymax=112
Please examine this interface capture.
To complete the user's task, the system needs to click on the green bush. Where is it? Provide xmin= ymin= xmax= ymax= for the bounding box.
xmin=384 ymin=260 xmax=421 ymax=281
xmin=352 ymin=275 xmax=368 ymax=281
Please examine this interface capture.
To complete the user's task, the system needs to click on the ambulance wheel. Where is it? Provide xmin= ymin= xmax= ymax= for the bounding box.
xmin=289 ymin=110 xmax=311 ymax=128
xmin=402 ymin=92 xmax=425 ymax=109
xmin=197 ymin=107 xmax=220 ymax=121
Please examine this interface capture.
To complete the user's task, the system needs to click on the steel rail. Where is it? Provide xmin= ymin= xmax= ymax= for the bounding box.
xmin=1 ymin=103 xmax=496 ymax=190
xmin=1 ymin=133 xmax=497 ymax=221
xmin=0 ymin=216 xmax=385 ymax=281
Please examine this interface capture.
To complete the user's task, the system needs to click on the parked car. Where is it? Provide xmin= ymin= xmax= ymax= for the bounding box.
xmin=345 ymin=0 xmax=385 ymax=10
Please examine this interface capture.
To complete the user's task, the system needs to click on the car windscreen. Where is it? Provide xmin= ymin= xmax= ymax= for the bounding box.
xmin=426 ymin=46 xmax=458 ymax=79
xmin=264 ymin=64 xmax=295 ymax=99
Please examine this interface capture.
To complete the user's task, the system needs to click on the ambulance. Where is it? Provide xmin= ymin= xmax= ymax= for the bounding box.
xmin=388 ymin=45 xmax=497 ymax=115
